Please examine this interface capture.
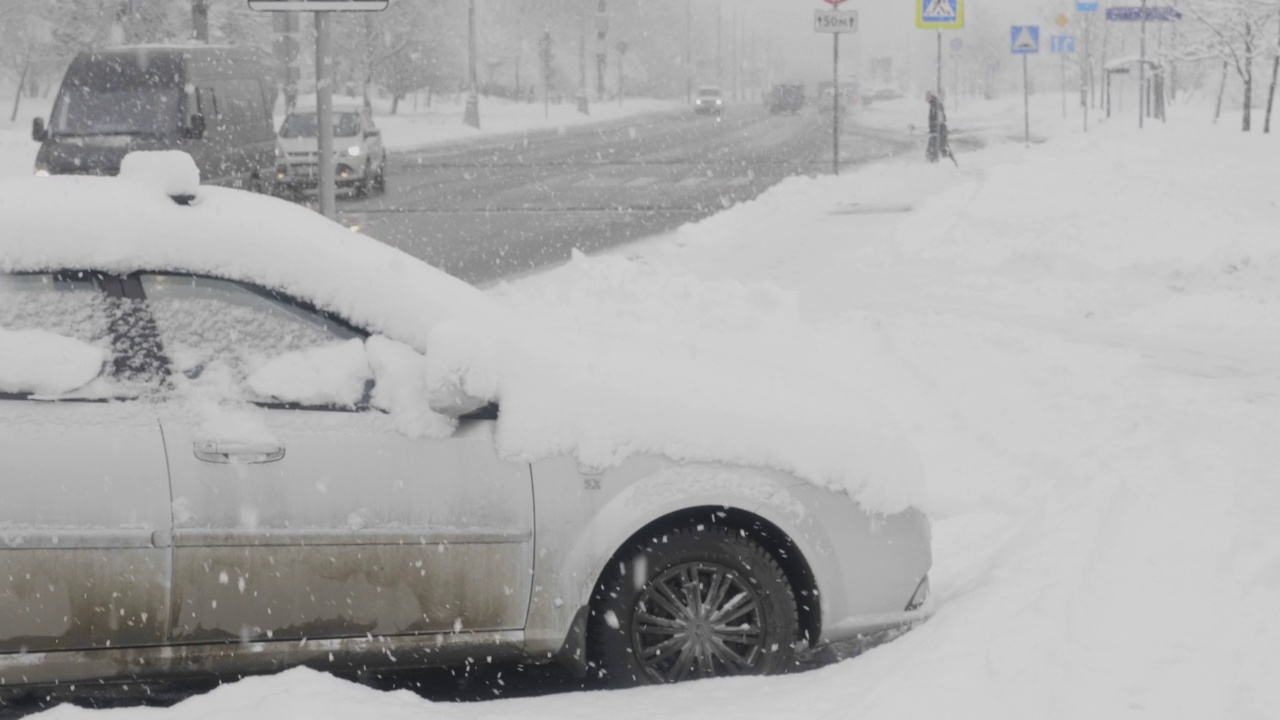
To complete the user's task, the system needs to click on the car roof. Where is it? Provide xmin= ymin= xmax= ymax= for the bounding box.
xmin=0 ymin=175 xmax=501 ymax=352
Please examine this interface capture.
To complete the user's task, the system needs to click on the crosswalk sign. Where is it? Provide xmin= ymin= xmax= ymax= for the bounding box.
xmin=917 ymin=0 xmax=964 ymax=30
xmin=1011 ymin=25 xmax=1040 ymax=54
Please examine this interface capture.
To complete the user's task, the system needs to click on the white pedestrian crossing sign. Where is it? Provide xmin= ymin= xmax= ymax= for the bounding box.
xmin=917 ymin=0 xmax=964 ymax=30
xmin=1011 ymin=25 xmax=1040 ymax=54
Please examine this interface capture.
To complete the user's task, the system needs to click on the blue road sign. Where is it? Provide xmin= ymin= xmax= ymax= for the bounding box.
xmin=1106 ymin=7 xmax=1183 ymax=22
xmin=1076 ymin=2 xmax=1099 ymax=11
xmin=1051 ymin=35 xmax=1077 ymax=54
xmin=1011 ymin=25 xmax=1040 ymax=55
xmin=918 ymin=0 xmax=964 ymax=30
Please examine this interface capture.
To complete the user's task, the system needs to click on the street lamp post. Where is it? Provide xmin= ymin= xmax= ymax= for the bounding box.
xmin=464 ymin=0 xmax=481 ymax=129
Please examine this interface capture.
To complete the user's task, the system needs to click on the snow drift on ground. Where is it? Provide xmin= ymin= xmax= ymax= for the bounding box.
xmin=20 ymin=96 xmax=1280 ymax=718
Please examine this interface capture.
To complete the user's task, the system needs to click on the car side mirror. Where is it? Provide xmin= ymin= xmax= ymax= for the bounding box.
xmin=364 ymin=128 xmax=381 ymax=139
xmin=32 ymin=117 xmax=46 ymax=142
xmin=186 ymin=113 xmax=206 ymax=140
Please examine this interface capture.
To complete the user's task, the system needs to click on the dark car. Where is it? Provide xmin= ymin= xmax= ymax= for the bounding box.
xmin=767 ymin=84 xmax=806 ymax=114
xmin=32 ymin=46 xmax=276 ymax=193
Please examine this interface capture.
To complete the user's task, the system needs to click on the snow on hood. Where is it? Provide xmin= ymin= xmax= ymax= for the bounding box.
xmin=0 ymin=172 xmax=925 ymax=513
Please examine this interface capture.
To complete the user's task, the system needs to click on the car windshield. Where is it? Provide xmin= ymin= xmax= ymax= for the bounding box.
xmin=50 ymin=87 xmax=181 ymax=137
xmin=280 ymin=112 xmax=361 ymax=138
xmin=698 ymin=89 xmax=721 ymax=98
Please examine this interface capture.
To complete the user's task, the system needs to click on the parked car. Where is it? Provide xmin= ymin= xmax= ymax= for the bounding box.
xmin=0 ymin=161 xmax=931 ymax=695
xmin=694 ymin=86 xmax=725 ymax=116
xmin=767 ymin=84 xmax=806 ymax=114
xmin=275 ymin=103 xmax=387 ymax=197
xmin=31 ymin=46 xmax=275 ymax=192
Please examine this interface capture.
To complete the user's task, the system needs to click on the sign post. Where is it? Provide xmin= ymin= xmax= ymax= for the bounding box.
xmin=918 ymin=1 xmax=965 ymax=98
xmin=815 ymin=0 xmax=857 ymax=176
xmin=1011 ymin=25 xmax=1040 ymax=148
xmin=1077 ymin=1 xmax=1098 ymax=133
xmin=249 ymin=0 xmax=389 ymax=220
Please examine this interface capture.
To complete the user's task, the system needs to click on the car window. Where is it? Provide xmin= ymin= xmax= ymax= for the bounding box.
xmin=0 ymin=272 xmax=115 ymax=398
xmin=140 ymin=274 xmax=368 ymax=409
xmin=280 ymin=112 xmax=361 ymax=139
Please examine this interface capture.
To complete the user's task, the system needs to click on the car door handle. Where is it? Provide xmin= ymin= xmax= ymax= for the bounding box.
xmin=193 ymin=441 xmax=286 ymax=465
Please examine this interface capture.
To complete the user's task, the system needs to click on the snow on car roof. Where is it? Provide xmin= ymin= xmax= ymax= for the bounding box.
xmin=0 ymin=172 xmax=925 ymax=514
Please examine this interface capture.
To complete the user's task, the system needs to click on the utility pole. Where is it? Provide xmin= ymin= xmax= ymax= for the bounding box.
xmin=465 ymin=0 xmax=480 ymax=128
xmin=686 ymin=0 xmax=693 ymax=103
xmin=315 ymin=11 xmax=334 ymax=218
xmin=716 ymin=1 xmax=723 ymax=90
xmin=577 ymin=7 xmax=589 ymax=114
xmin=192 ymin=0 xmax=210 ymax=42
xmin=596 ymin=0 xmax=608 ymax=101
xmin=936 ymin=30 xmax=943 ymax=96
xmin=1139 ymin=0 xmax=1146 ymax=129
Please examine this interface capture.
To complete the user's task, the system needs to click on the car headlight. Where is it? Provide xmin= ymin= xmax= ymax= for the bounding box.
xmin=715 ymin=99 xmax=723 ymax=105
xmin=346 ymin=145 xmax=362 ymax=157
xmin=33 ymin=163 xmax=49 ymax=177
xmin=274 ymin=146 xmax=284 ymax=159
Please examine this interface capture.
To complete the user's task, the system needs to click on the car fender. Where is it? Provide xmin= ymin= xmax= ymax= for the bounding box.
xmin=522 ymin=455 xmax=863 ymax=662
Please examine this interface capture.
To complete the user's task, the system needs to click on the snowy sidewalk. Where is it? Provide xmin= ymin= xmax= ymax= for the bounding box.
xmin=35 ymin=103 xmax=1280 ymax=718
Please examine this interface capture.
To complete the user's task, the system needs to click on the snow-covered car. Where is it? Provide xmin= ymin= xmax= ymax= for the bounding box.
xmin=274 ymin=103 xmax=386 ymax=196
xmin=0 ymin=154 xmax=931 ymax=694
xmin=694 ymin=86 xmax=724 ymax=116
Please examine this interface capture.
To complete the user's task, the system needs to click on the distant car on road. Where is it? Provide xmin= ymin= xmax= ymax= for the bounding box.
xmin=694 ymin=86 xmax=725 ymax=116
xmin=31 ymin=46 xmax=275 ymax=192
xmin=0 ymin=164 xmax=932 ymax=695
xmin=767 ymin=84 xmax=806 ymax=114
xmin=275 ymin=103 xmax=387 ymax=197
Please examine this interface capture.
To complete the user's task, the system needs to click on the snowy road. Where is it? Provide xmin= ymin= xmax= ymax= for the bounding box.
xmin=336 ymin=107 xmax=915 ymax=284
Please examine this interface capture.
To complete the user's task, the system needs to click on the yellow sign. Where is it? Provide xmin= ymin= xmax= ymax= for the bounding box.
xmin=1055 ymin=13 xmax=1070 ymax=28
xmin=917 ymin=0 xmax=965 ymax=30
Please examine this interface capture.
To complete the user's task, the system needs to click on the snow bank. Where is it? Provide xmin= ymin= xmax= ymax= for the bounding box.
xmin=0 ymin=173 xmax=924 ymax=514
xmin=0 ymin=327 xmax=105 ymax=396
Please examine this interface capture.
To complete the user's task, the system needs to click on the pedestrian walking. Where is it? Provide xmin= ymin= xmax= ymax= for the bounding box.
xmin=925 ymin=91 xmax=957 ymax=166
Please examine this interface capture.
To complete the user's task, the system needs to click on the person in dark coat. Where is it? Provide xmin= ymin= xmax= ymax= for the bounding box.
xmin=925 ymin=90 xmax=956 ymax=165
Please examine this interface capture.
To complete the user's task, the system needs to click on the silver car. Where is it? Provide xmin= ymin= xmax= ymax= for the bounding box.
xmin=274 ymin=104 xmax=387 ymax=197
xmin=0 ymin=173 xmax=931 ymax=695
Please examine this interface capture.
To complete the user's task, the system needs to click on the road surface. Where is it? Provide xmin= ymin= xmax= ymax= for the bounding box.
xmin=338 ymin=106 xmax=916 ymax=285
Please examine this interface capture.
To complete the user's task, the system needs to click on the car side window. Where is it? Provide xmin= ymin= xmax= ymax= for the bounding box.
xmin=140 ymin=274 xmax=370 ymax=409
xmin=0 ymin=272 xmax=116 ymax=399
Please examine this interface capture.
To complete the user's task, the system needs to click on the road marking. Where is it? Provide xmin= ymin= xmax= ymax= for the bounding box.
xmin=726 ymin=178 xmax=752 ymax=188
xmin=624 ymin=177 xmax=658 ymax=187
xmin=675 ymin=177 xmax=706 ymax=188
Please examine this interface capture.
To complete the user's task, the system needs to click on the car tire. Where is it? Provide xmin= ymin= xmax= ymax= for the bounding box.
xmin=373 ymin=161 xmax=387 ymax=194
xmin=590 ymin=522 xmax=799 ymax=686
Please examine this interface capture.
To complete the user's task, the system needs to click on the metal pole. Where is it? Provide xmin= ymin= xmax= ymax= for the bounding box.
xmin=464 ymin=0 xmax=480 ymax=128
xmin=1139 ymin=0 xmax=1146 ymax=129
xmin=936 ymin=30 xmax=942 ymax=95
xmin=833 ymin=32 xmax=840 ymax=176
xmin=1062 ymin=52 xmax=1067 ymax=118
xmin=315 ymin=11 xmax=335 ymax=220
xmin=685 ymin=0 xmax=692 ymax=103
xmin=954 ymin=54 xmax=960 ymax=114
xmin=1023 ymin=54 xmax=1030 ymax=148
xmin=1084 ymin=14 xmax=1090 ymax=131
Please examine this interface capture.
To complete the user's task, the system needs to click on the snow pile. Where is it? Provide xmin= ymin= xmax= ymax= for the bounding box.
xmin=0 ymin=175 xmax=924 ymax=514
xmin=118 ymin=151 xmax=201 ymax=199
xmin=247 ymin=339 xmax=370 ymax=408
xmin=0 ymin=327 xmax=104 ymax=396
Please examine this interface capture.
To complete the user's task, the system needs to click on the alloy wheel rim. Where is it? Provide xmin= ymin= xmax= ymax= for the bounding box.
xmin=631 ymin=561 xmax=766 ymax=683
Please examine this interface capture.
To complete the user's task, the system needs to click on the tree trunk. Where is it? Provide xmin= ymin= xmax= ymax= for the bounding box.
xmin=1214 ymin=60 xmax=1228 ymax=123
xmin=390 ymin=93 xmax=401 ymax=115
xmin=1242 ymin=19 xmax=1254 ymax=132
xmin=1267 ymin=17 xmax=1280 ymax=134
xmin=10 ymin=61 xmax=30 ymax=122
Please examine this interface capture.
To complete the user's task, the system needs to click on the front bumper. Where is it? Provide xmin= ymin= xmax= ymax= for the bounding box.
xmin=275 ymin=161 xmax=365 ymax=189
xmin=801 ymin=576 xmax=934 ymax=665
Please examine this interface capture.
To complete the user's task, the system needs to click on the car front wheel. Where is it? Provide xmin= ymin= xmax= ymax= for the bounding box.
xmin=591 ymin=522 xmax=799 ymax=686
